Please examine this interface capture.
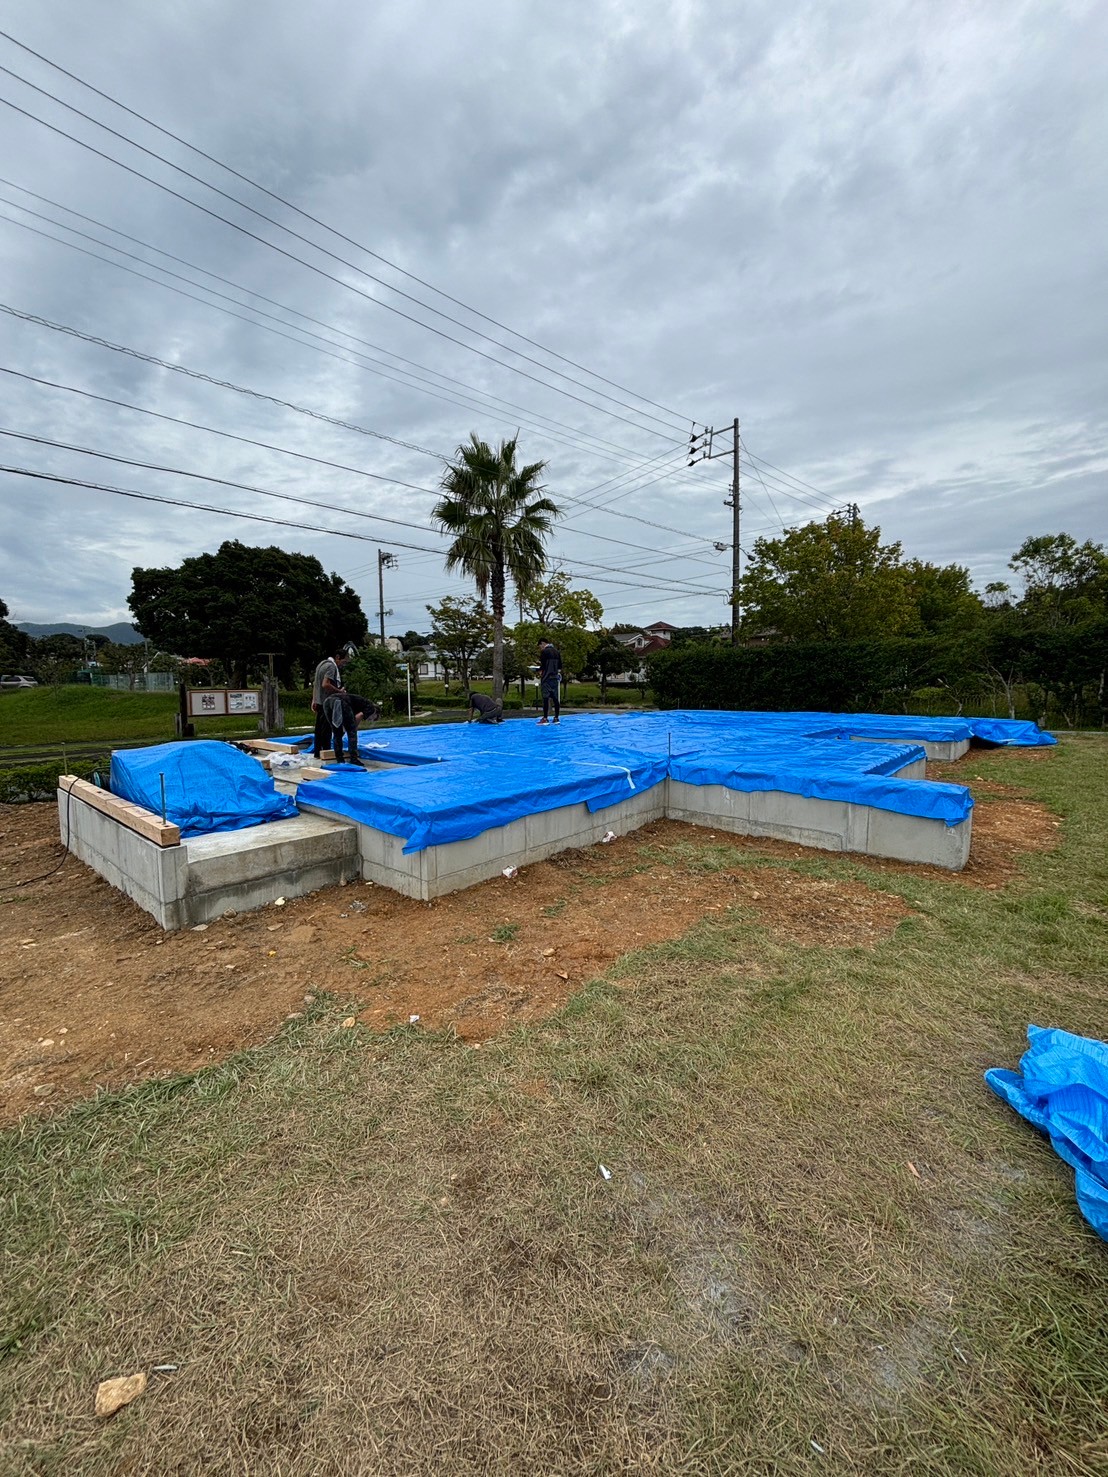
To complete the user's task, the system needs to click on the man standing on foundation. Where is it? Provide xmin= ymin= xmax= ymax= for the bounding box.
xmin=311 ymin=644 xmax=353 ymax=758
xmin=536 ymin=638 xmax=562 ymax=725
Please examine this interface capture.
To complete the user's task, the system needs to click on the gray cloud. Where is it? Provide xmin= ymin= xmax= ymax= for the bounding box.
xmin=0 ymin=0 xmax=1105 ymax=636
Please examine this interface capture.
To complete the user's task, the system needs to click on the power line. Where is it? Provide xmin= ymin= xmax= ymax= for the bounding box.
xmin=0 ymin=302 xmax=450 ymax=462
xmin=0 ymin=463 xmax=446 ymax=553
xmin=0 ymin=28 xmax=694 ymax=428
xmin=0 ymin=74 xmax=686 ymax=443
xmin=0 ymin=427 xmax=454 ymax=541
xmin=0 ymin=183 xmax=687 ymax=468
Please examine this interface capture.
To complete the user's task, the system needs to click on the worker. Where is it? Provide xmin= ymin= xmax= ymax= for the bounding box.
xmin=325 ymin=692 xmax=380 ymax=765
xmin=467 ymin=691 xmax=504 ymax=724
xmin=310 ymin=643 xmax=355 ymax=758
xmin=536 ymin=638 xmax=562 ymax=724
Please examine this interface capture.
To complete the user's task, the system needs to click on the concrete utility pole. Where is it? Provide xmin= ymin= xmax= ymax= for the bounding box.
xmin=688 ymin=417 xmax=741 ymax=644
xmin=377 ymin=549 xmax=397 ymax=645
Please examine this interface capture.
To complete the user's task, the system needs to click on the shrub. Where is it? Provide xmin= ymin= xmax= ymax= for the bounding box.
xmin=0 ymin=754 xmax=111 ymax=805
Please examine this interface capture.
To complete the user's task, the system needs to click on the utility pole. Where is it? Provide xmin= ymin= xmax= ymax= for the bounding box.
xmin=377 ymin=549 xmax=397 ymax=646
xmin=688 ymin=417 xmax=741 ymax=644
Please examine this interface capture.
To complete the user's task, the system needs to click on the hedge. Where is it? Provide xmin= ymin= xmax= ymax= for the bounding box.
xmin=647 ymin=623 xmax=1108 ymax=727
xmin=0 ymin=754 xmax=111 ymax=805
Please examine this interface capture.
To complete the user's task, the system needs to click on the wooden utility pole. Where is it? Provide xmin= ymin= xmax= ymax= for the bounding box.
xmin=688 ymin=417 xmax=741 ymax=643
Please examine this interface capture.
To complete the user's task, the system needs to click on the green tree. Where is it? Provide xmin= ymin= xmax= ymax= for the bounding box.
xmin=0 ymin=599 xmax=31 ymax=673
xmin=427 ymin=595 xmax=493 ymax=690
xmin=582 ymin=629 xmax=632 ymax=698
xmin=512 ymin=619 xmax=597 ymax=688
xmin=128 ymin=541 xmax=368 ymax=685
xmin=1009 ymin=533 xmax=1108 ymax=625
xmin=343 ymin=645 xmax=399 ymax=710
xmin=521 ymin=570 xmax=603 ymax=629
xmin=737 ymin=513 xmax=916 ymax=641
xmin=902 ymin=560 xmax=983 ymax=634
xmin=433 ymin=434 xmax=559 ymax=700
xmin=96 ymin=641 xmax=147 ymax=689
xmin=28 ymin=632 xmax=85 ymax=689
xmin=519 ymin=570 xmax=601 ymax=689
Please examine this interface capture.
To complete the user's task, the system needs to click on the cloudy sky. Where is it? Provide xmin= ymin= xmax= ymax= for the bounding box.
xmin=0 ymin=0 xmax=1104 ymax=639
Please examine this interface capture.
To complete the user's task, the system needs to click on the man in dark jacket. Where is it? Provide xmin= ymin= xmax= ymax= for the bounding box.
xmin=467 ymin=691 xmax=504 ymax=724
xmin=537 ymin=638 xmax=562 ymax=725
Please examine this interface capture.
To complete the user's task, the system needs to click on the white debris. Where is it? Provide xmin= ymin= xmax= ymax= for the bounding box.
xmin=598 ymin=1163 xmax=612 ymax=1181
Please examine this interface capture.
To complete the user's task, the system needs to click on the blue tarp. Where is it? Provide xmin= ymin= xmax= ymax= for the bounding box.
xmin=123 ymin=709 xmax=1052 ymax=850
xmin=110 ymin=741 xmax=297 ymax=838
xmin=293 ymin=709 xmax=1048 ymax=850
xmin=986 ymin=1026 xmax=1108 ymax=1240
xmin=302 ymin=743 xmax=669 ymax=853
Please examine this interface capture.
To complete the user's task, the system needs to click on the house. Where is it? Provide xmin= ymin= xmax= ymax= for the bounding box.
xmin=609 ymin=621 xmax=676 ymax=683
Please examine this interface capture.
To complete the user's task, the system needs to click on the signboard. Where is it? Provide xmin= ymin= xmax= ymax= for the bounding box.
xmin=186 ymin=688 xmax=261 ymax=718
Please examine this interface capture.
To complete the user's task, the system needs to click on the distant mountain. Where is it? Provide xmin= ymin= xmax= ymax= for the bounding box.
xmin=16 ymin=622 xmax=145 ymax=646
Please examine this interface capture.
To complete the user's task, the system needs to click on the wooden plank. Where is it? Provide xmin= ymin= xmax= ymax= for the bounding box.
xmin=238 ymin=738 xmax=308 ymax=754
xmin=59 ymin=777 xmax=181 ymax=847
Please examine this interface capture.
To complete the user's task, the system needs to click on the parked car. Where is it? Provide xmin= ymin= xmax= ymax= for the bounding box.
xmin=0 ymin=674 xmax=38 ymax=689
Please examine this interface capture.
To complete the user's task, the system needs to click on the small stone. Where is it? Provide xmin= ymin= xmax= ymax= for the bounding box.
xmin=267 ymin=950 xmax=277 ymax=957
xmin=303 ymin=994 xmax=316 ymax=1005
xmin=542 ymin=948 xmax=555 ymax=957
xmin=33 ymin=1084 xmax=55 ymax=1097
xmin=273 ymin=898 xmax=286 ymax=907
xmin=267 ymin=924 xmax=281 ymax=932
xmin=39 ymin=1038 xmax=54 ymax=1048
xmin=191 ymin=924 xmax=208 ymax=932
xmin=341 ymin=1016 xmax=357 ymax=1029
xmin=95 ymin=1371 xmax=147 ymax=1419
xmin=58 ymin=1027 xmax=68 ymax=1035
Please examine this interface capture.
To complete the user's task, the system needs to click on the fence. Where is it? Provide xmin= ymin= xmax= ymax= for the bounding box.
xmin=90 ymin=672 xmax=177 ymax=693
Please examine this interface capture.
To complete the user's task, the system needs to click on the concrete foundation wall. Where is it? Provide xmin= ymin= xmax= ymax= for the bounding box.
xmin=59 ymin=785 xmax=189 ymax=930
xmin=665 ymin=779 xmax=971 ymax=870
xmin=302 ymin=785 xmax=669 ymax=901
xmin=60 ymin=787 xmax=359 ymax=929
xmin=62 ymin=753 xmax=972 ymax=929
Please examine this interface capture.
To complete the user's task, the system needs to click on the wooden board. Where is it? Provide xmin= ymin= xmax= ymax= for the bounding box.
xmin=59 ymin=777 xmax=181 ymax=847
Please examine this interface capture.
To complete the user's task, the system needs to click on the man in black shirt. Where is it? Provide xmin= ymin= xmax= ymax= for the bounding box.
xmin=537 ymin=639 xmax=562 ymax=724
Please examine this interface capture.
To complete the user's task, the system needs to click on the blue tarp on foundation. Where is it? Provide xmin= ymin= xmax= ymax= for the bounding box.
xmin=110 ymin=740 xmax=297 ymax=838
xmin=155 ymin=710 xmax=1052 ymax=849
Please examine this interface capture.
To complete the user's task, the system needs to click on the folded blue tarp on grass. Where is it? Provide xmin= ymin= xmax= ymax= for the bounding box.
xmin=986 ymin=1026 xmax=1108 ymax=1240
xmin=110 ymin=741 xmax=297 ymax=838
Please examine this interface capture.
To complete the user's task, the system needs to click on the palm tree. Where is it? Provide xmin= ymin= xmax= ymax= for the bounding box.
xmin=433 ymin=434 xmax=559 ymax=699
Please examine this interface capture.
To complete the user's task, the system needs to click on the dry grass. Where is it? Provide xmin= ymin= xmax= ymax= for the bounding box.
xmin=2 ymin=737 xmax=1107 ymax=1475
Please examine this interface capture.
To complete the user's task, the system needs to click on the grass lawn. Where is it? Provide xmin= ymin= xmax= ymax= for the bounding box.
xmin=2 ymin=737 xmax=1107 ymax=1474
xmin=0 ymin=687 xmax=293 ymax=750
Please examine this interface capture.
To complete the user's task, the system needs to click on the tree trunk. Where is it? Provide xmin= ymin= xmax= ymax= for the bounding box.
xmin=491 ymin=564 xmax=506 ymax=701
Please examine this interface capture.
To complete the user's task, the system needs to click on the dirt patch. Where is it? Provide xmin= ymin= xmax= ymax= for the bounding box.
xmin=0 ymin=763 xmax=1060 ymax=1125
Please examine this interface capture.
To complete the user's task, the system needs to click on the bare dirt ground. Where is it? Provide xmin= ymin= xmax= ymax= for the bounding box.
xmin=0 ymin=759 xmax=1060 ymax=1126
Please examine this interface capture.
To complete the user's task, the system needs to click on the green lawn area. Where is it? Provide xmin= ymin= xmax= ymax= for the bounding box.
xmin=0 ymin=686 xmax=289 ymax=749
xmin=2 ymin=737 xmax=1107 ymax=1474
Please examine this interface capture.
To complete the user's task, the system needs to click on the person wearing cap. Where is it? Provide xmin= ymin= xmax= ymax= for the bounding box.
xmin=310 ymin=644 xmax=354 ymax=758
xmin=536 ymin=638 xmax=562 ymax=725
xmin=467 ymin=690 xmax=504 ymax=724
